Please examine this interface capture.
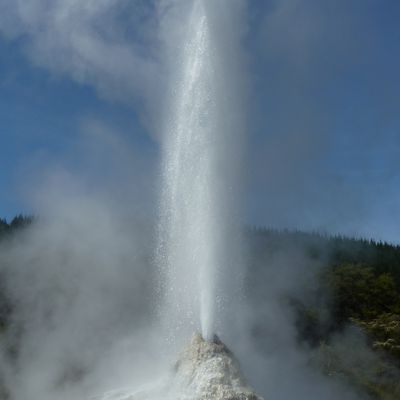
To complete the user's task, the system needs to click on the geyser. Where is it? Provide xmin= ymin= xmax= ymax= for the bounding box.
xmin=157 ymin=0 xmax=243 ymax=342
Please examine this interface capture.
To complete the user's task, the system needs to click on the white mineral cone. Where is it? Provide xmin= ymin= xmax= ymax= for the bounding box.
xmin=93 ymin=333 xmax=263 ymax=400
xmin=172 ymin=333 xmax=263 ymax=400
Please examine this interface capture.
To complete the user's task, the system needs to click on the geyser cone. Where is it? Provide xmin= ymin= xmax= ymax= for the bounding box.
xmin=172 ymin=333 xmax=263 ymax=399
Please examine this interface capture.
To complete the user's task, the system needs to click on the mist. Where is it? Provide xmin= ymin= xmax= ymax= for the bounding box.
xmin=0 ymin=0 xmax=399 ymax=399
xmin=0 ymin=124 xmax=167 ymax=399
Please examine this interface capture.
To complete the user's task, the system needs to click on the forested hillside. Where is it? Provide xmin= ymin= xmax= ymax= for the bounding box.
xmin=247 ymin=228 xmax=400 ymax=399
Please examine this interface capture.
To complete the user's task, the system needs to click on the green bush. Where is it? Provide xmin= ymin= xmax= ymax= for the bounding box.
xmin=324 ymin=264 xmax=399 ymax=323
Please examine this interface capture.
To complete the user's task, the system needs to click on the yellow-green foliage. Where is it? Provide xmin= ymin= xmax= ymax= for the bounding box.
xmin=354 ymin=314 xmax=400 ymax=358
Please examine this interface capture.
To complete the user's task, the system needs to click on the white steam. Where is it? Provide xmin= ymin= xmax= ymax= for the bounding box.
xmin=0 ymin=127 xmax=165 ymax=399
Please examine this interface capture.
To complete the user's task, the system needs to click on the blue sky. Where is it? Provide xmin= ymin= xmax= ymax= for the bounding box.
xmin=0 ymin=0 xmax=400 ymax=242
xmin=0 ymin=43 xmax=147 ymax=214
xmin=0 ymin=33 xmax=155 ymax=219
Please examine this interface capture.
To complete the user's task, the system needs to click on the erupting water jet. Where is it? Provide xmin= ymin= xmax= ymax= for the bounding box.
xmin=97 ymin=1 xmax=254 ymax=398
xmin=157 ymin=0 xmax=242 ymax=342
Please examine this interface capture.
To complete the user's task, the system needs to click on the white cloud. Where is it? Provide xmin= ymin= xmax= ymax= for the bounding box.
xmin=0 ymin=0 xmax=168 ymax=132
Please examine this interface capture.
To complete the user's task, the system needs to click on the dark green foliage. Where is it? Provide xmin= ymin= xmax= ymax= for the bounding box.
xmin=0 ymin=219 xmax=8 ymax=237
xmin=0 ymin=215 xmax=33 ymax=331
xmin=324 ymin=264 xmax=399 ymax=322
xmin=0 ymin=215 xmax=34 ymax=241
xmin=0 ymin=286 xmax=11 ymax=333
xmin=293 ymin=302 xmax=332 ymax=346
xmin=9 ymin=214 xmax=33 ymax=230
xmin=248 ymin=227 xmax=400 ymax=285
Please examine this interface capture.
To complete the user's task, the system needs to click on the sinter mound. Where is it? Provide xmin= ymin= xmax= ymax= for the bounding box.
xmin=172 ymin=333 xmax=263 ymax=400
xmin=95 ymin=333 xmax=263 ymax=400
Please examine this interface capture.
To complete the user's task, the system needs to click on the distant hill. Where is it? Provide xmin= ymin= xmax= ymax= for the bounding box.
xmin=248 ymin=227 xmax=400 ymax=284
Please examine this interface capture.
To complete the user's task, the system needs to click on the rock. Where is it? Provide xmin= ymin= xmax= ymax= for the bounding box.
xmin=93 ymin=333 xmax=263 ymax=400
xmin=172 ymin=333 xmax=262 ymax=400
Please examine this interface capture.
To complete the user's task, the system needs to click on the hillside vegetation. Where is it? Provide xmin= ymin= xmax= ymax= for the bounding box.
xmin=248 ymin=228 xmax=400 ymax=399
